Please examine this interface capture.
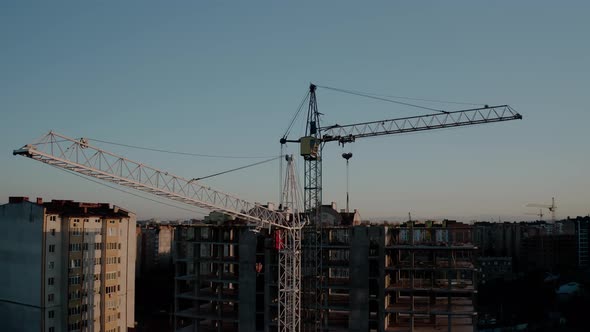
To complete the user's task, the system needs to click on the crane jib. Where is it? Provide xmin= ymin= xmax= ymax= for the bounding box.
xmin=319 ymin=105 xmax=522 ymax=144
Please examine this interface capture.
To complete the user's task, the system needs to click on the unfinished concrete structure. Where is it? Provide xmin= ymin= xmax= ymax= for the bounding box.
xmin=316 ymin=225 xmax=386 ymax=331
xmin=173 ymin=221 xmax=270 ymax=332
xmin=384 ymin=221 xmax=477 ymax=332
xmin=173 ymin=209 xmax=477 ymax=332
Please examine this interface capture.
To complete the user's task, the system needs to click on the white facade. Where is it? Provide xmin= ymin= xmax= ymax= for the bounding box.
xmin=0 ymin=198 xmax=136 ymax=332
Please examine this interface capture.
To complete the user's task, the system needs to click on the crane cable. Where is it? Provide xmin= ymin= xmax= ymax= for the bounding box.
xmin=89 ymin=138 xmax=277 ymax=159
xmin=318 ymin=85 xmax=453 ymax=113
xmin=189 ymin=155 xmax=281 ymax=182
xmin=85 ymin=138 xmax=282 ymax=181
xmin=320 ymin=85 xmax=484 ymax=107
xmin=282 ymin=91 xmax=310 ymax=140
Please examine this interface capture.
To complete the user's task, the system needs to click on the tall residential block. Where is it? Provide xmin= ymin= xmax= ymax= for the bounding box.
xmin=0 ymin=197 xmax=136 ymax=332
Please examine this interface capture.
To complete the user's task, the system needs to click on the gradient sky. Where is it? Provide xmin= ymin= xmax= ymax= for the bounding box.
xmin=1 ymin=1 xmax=589 ymax=221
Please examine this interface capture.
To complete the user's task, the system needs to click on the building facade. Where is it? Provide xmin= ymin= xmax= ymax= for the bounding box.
xmin=137 ymin=223 xmax=174 ymax=275
xmin=0 ymin=197 xmax=136 ymax=332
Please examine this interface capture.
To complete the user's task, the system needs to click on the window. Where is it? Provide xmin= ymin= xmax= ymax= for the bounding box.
xmin=48 ymin=261 xmax=54 ymax=269
xmin=48 ymin=310 xmax=54 ymax=318
xmin=48 ymin=293 xmax=54 ymax=302
xmin=69 ymin=243 xmax=81 ymax=252
xmin=68 ymin=276 xmax=81 ymax=285
xmin=49 ymin=327 xmax=55 ymax=332
xmin=68 ymin=290 xmax=81 ymax=300
xmin=48 ymin=277 xmax=54 ymax=286
xmin=69 ymin=259 xmax=81 ymax=269
xmin=50 ymin=228 xmax=55 ymax=236
xmin=67 ymin=321 xmax=82 ymax=331
xmin=49 ymin=215 xmax=57 ymax=221
xmin=68 ymin=306 xmax=82 ymax=315
xmin=48 ymin=245 xmax=55 ymax=253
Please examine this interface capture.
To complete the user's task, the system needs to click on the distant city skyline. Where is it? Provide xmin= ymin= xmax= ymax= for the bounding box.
xmin=1 ymin=1 xmax=589 ymax=220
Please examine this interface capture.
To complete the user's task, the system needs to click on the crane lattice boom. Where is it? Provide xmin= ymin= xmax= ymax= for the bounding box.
xmin=15 ymin=131 xmax=306 ymax=332
xmin=13 ymin=131 xmax=293 ymax=230
xmin=321 ymin=105 xmax=521 ymax=144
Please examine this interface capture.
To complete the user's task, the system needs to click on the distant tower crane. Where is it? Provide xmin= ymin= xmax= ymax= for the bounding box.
xmin=527 ymin=197 xmax=557 ymax=222
xmin=280 ymin=83 xmax=522 ymax=331
xmin=525 ymin=209 xmax=545 ymax=221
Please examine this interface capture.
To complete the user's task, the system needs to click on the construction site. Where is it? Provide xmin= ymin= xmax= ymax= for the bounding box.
xmin=172 ymin=207 xmax=477 ymax=332
xmin=13 ymin=84 xmax=521 ymax=331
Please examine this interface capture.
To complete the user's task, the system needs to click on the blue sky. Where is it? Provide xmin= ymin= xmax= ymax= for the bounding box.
xmin=1 ymin=1 xmax=588 ymax=221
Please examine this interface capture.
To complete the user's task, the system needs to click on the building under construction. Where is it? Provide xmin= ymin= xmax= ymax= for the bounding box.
xmin=383 ymin=220 xmax=477 ymax=332
xmin=173 ymin=206 xmax=477 ymax=332
xmin=13 ymin=86 xmax=520 ymax=332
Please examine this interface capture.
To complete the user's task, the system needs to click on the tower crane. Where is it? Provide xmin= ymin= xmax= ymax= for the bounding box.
xmin=280 ymin=84 xmax=522 ymax=330
xmin=13 ymin=131 xmax=305 ymax=332
xmin=527 ymin=197 xmax=557 ymax=222
xmin=525 ymin=209 xmax=545 ymax=221
xmin=15 ymin=84 xmax=522 ymax=332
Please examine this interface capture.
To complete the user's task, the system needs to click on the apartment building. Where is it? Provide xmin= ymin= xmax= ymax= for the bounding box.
xmin=137 ymin=223 xmax=174 ymax=275
xmin=0 ymin=197 xmax=136 ymax=332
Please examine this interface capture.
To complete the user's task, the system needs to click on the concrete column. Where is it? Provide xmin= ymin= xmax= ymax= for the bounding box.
xmin=349 ymin=226 xmax=369 ymax=331
xmin=238 ymin=229 xmax=257 ymax=332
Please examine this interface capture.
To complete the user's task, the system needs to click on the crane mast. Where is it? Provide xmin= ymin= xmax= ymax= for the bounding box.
xmin=300 ymin=84 xmax=325 ymax=330
xmin=279 ymin=155 xmax=304 ymax=332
